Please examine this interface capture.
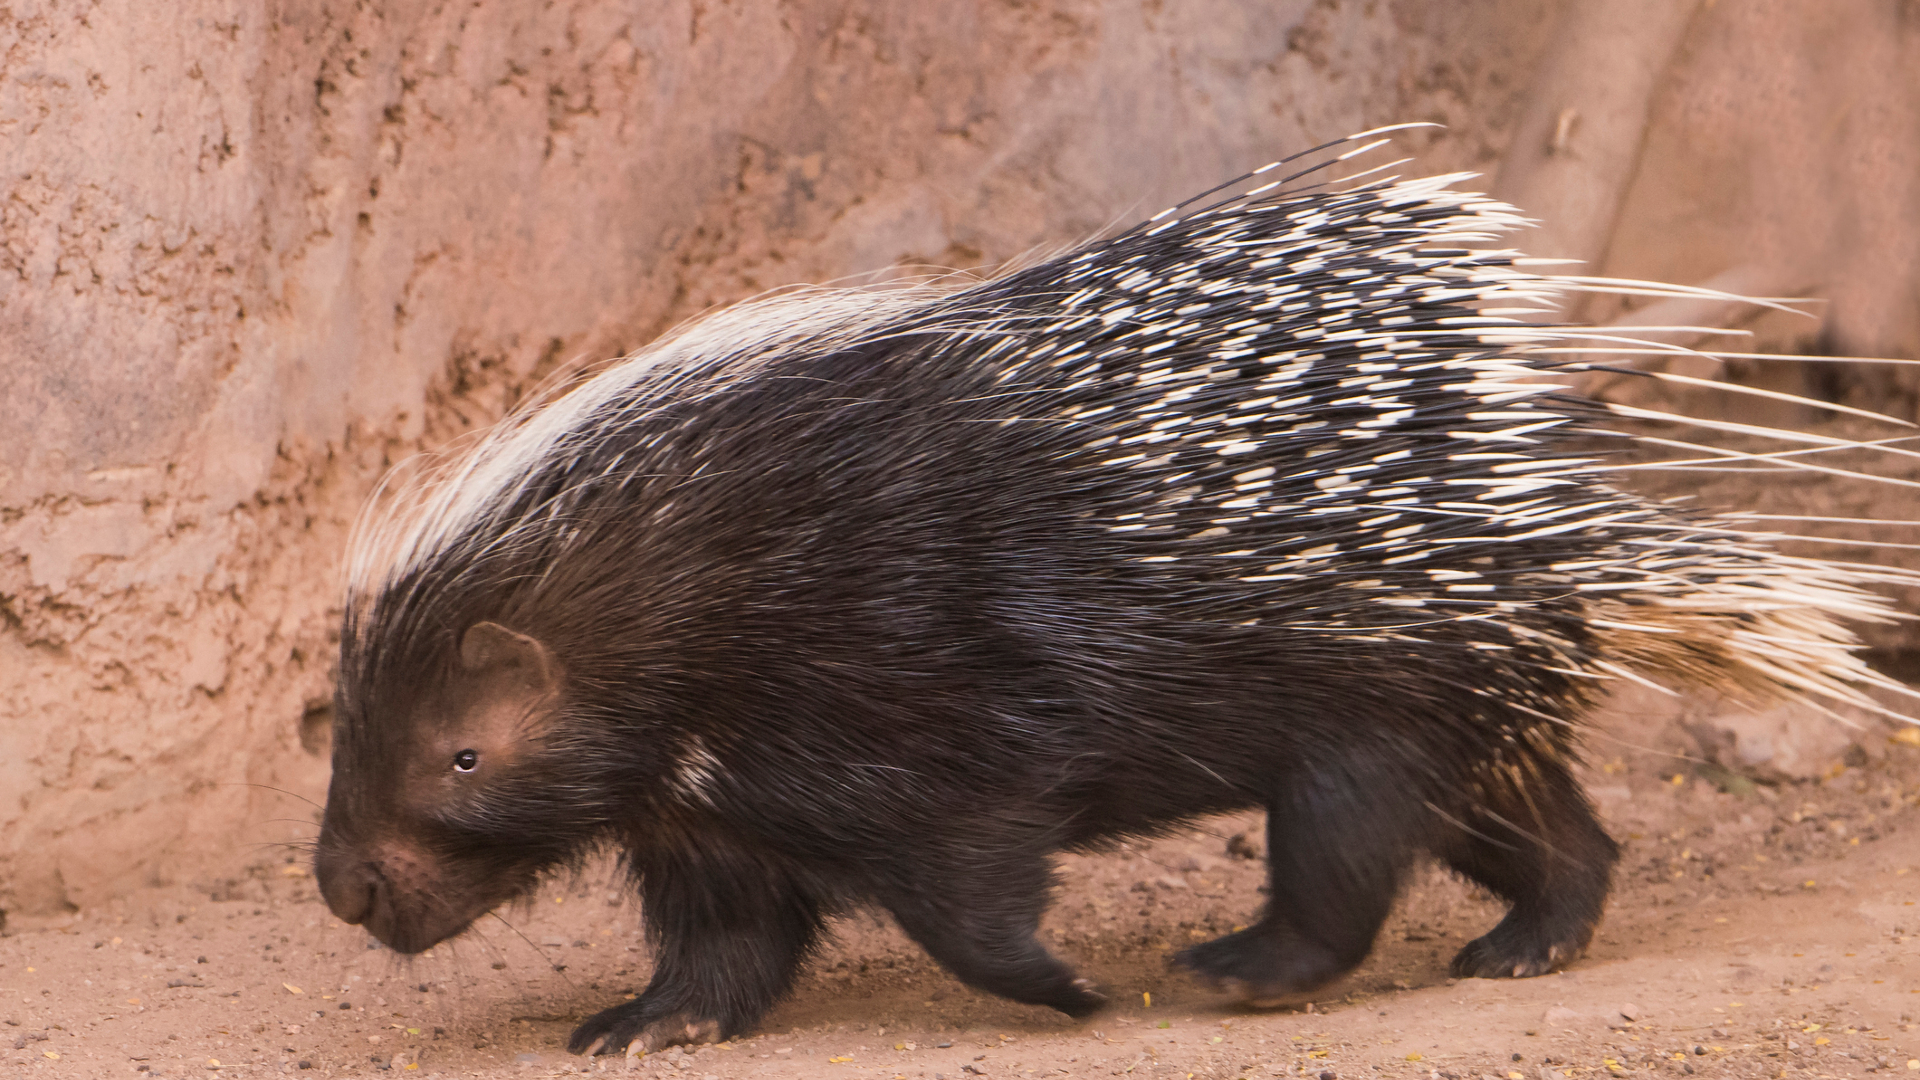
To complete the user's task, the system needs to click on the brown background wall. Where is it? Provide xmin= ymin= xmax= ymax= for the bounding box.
xmin=2 ymin=0 xmax=1915 ymax=924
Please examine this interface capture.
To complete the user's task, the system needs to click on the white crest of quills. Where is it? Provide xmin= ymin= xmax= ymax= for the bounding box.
xmin=313 ymin=126 xmax=1920 ymax=1057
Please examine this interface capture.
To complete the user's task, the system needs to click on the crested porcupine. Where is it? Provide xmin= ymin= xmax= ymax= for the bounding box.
xmin=316 ymin=128 xmax=1917 ymax=1056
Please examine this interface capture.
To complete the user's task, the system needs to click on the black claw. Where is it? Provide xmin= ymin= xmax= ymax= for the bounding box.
xmin=566 ymin=1006 xmax=634 ymax=1056
xmin=1057 ymin=980 xmax=1107 ymax=1018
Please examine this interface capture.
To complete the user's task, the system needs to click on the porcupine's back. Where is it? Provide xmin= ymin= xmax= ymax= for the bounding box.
xmin=339 ymin=153 xmax=1916 ymax=834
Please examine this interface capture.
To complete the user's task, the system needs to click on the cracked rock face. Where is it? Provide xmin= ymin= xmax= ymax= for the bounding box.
xmin=6 ymin=0 xmax=1920 ymax=918
xmin=3 ymin=0 xmax=1524 ymax=919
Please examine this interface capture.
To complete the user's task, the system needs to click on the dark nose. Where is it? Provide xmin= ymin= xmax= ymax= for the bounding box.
xmin=314 ymin=846 xmax=381 ymax=926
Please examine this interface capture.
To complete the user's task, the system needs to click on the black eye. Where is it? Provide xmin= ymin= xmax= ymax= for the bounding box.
xmin=453 ymin=749 xmax=479 ymax=773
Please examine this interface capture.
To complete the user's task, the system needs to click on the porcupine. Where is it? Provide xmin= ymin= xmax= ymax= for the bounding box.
xmin=315 ymin=127 xmax=1918 ymax=1056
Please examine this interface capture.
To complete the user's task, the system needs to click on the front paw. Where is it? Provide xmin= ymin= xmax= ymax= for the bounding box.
xmin=568 ymin=998 xmax=722 ymax=1057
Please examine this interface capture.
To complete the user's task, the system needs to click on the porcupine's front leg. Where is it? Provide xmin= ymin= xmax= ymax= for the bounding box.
xmin=569 ymin=845 xmax=827 ymax=1056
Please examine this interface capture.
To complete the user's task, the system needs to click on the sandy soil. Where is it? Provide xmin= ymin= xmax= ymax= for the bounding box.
xmin=4 ymin=710 xmax=1918 ymax=1080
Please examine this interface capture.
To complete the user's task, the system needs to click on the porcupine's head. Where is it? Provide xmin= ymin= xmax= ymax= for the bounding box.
xmin=315 ymin=607 xmax=575 ymax=953
xmin=315 ymin=466 xmax=605 ymax=954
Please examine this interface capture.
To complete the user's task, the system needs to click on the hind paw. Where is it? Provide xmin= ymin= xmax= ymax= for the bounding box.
xmin=1174 ymin=926 xmax=1349 ymax=1006
xmin=568 ymin=1000 xmax=722 ymax=1057
xmin=1059 ymin=978 xmax=1108 ymax=1017
xmin=1448 ymin=933 xmax=1578 ymax=980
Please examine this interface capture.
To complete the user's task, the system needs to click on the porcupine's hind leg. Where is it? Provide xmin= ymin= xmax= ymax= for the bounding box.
xmin=880 ymin=847 xmax=1106 ymax=1019
xmin=1438 ymin=754 xmax=1619 ymax=979
xmin=1177 ymin=761 xmax=1424 ymax=1004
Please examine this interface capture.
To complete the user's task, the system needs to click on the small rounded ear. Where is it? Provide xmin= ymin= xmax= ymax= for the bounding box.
xmin=459 ymin=622 xmax=559 ymax=694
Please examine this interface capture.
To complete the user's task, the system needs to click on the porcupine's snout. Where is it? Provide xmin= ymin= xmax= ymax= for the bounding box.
xmin=314 ymin=835 xmax=472 ymax=954
xmin=313 ymin=843 xmax=378 ymax=927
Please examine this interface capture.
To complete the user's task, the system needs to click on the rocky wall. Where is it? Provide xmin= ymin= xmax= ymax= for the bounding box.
xmin=3 ymin=0 xmax=1916 ymax=923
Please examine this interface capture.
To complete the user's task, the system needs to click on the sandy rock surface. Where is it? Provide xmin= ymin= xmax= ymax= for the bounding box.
xmin=11 ymin=0 xmax=1920 ymax=925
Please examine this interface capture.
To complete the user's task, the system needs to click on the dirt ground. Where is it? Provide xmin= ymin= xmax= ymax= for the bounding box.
xmin=4 ymin=704 xmax=1918 ymax=1080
